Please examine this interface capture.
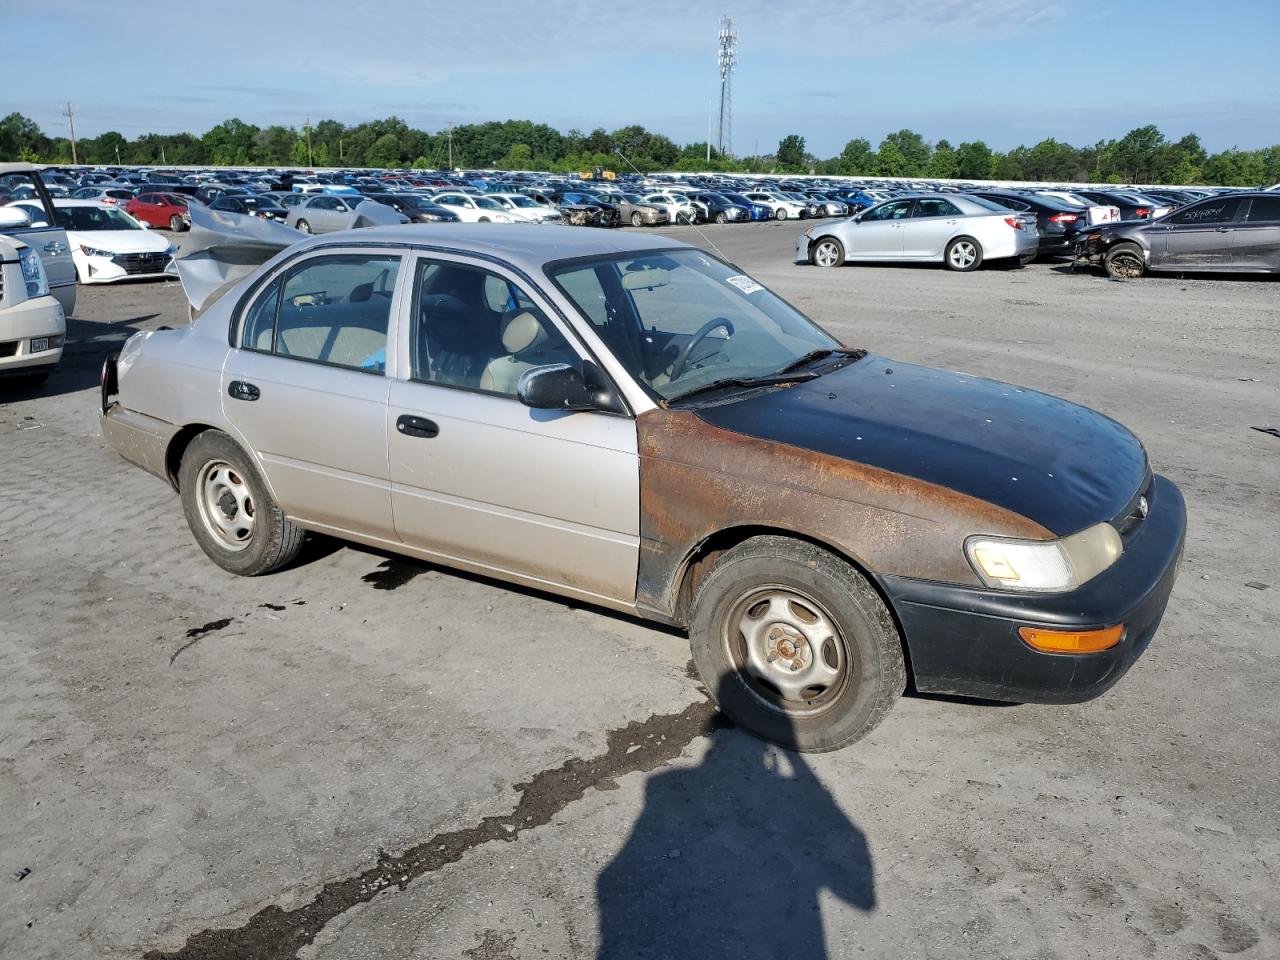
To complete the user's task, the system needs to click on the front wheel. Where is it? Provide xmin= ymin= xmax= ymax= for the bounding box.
xmin=631 ymin=212 xmax=643 ymax=227
xmin=714 ymin=211 xmax=728 ymax=224
xmin=688 ymin=536 xmax=905 ymax=752
xmin=945 ymin=236 xmax=982 ymax=271
xmin=169 ymin=214 xmax=186 ymax=232
xmin=295 ymin=219 xmax=312 ymax=234
xmin=1104 ymin=242 xmax=1145 ymax=280
xmin=179 ymin=431 xmax=304 ymax=576
xmin=810 ymin=237 xmax=845 ymax=268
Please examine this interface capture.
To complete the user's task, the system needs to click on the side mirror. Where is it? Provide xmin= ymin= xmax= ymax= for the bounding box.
xmin=517 ymin=363 xmax=599 ymax=411
xmin=0 ymin=206 xmax=33 ymax=229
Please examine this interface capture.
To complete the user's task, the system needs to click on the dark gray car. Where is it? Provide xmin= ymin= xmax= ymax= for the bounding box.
xmin=1076 ymin=192 xmax=1280 ymax=278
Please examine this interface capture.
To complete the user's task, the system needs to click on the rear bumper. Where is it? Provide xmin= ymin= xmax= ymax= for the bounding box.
xmin=100 ymin=403 xmax=180 ymax=485
xmin=881 ymin=474 xmax=1186 ymax=704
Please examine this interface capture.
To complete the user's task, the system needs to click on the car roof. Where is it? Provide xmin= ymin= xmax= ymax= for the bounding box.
xmin=296 ymin=222 xmax=692 ymax=270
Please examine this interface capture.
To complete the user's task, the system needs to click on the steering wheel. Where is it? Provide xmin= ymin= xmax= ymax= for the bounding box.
xmin=669 ymin=318 xmax=735 ymax=381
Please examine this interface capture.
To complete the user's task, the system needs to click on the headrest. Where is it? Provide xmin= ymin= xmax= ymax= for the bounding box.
xmin=501 ymin=311 xmax=548 ymax=354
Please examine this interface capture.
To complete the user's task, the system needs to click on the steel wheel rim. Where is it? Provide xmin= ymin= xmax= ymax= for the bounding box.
xmin=950 ymin=241 xmax=976 ymax=268
xmin=196 ymin=459 xmax=255 ymax=551
xmin=814 ymin=241 xmax=839 ymax=267
xmin=723 ymin=585 xmax=851 ymax=718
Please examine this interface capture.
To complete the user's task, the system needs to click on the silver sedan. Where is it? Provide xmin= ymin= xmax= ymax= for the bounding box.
xmin=797 ymin=194 xmax=1039 ymax=271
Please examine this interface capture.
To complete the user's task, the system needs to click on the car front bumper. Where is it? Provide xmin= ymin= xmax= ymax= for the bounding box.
xmin=880 ymin=473 xmax=1186 ymax=704
xmin=0 ymin=294 xmax=66 ymax=377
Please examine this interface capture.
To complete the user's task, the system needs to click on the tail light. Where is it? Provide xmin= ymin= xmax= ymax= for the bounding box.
xmin=102 ymin=197 xmax=118 ymax=204
xmin=1134 ymin=207 xmax=1150 ymax=217
xmin=1048 ymin=213 xmax=1079 ymax=223
xmin=1004 ymin=216 xmax=1023 ymax=230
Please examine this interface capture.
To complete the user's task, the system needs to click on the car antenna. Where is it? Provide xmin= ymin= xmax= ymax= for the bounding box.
xmin=612 ymin=148 xmax=730 ymax=263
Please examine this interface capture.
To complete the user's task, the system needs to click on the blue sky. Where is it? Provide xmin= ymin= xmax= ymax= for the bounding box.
xmin=10 ymin=0 xmax=1279 ymax=155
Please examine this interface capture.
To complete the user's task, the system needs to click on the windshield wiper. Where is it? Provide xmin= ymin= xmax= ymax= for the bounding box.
xmin=774 ymin=348 xmax=841 ymax=375
xmin=668 ymin=371 xmax=819 ymax=404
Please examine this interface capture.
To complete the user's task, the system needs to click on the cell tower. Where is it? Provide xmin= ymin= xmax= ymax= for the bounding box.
xmin=716 ymin=16 xmax=737 ymax=158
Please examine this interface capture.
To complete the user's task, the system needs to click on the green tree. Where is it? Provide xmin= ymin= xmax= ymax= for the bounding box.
xmin=953 ymin=141 xmax=994 ymax=179
xmin=874 ymin=141 xmax=908 ymax=177
xmin=776 ymin=134 xmax=806 ymax=172
xmin=0 ymin=112 xmax=48 ymax=161
xmin=880 ymin=129 xmax=931 ymax=176
xmin=365 ymin=133 xmax=402 ymax=168
xmin=926 ymin=139 xmax=958 ymax=179
xmin=500 ymin=142 xmax=533 ymax=169
xmin=836 ymin=138 xmax=874 ymax=175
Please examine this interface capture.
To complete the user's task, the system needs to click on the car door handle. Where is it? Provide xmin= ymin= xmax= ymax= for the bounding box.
xmin=44 ymin=240 xmax=68 ymax=254
xmin=396 ymin=414 xmax=439 ymax=438
xmin=228 ymin=380 xmax=260 ymax=401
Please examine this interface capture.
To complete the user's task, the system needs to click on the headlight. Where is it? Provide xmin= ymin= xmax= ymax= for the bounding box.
xmin=18 ymin=246 xmax=49 ymax=297
xmin=79 ymin=244 xmax=114 ymax=258
xmin=965 ymin=522 xmax=1123 ymax=592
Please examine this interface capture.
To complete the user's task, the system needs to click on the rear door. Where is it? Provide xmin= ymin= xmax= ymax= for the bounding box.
xmin=846 ymin=200 xmax=911 ymax=258
xmin=1155 ymin=197 xmax=1244 ymax=269
xmin=900 ymin=198 xmax=963 ymax=257
xmin=221 ymin=249 xmax=404 ymax=539
xmin=1232 ymin=196 xmax=1280 ymax=271
xmin=0 ymin=169 xmax=77 ymax=313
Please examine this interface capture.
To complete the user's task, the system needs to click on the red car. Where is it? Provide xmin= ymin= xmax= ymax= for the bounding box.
xmin=124 ymin=192 xmax=194 ymax=232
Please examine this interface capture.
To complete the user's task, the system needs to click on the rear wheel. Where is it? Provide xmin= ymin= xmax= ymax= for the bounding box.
xmin=169 ymin=214 xmax=185 ymax=232
xmin=179 ymin=431 xmax=304 ymax=576
xmin=810 ymin=237 xmax=845 ymax=268
xmin=1104 ymin=242 xmax=1145 ymax=279
xmin=295 ymin=219 xmax=311 ymax=234
xmin=945 ymin=236 xmax=982 ymax=271
xmin=688 ymin=536 xmax=905 ymax=752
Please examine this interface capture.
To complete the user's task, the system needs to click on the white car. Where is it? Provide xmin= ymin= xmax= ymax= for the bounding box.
xmin=432 ymin=192 xmax=518 ymax=223
xmin=742 ymin=191 xmax=808 ymax=220
xmin=641 ymin=193 xmax=698 ymax=224
xmin=486 ymin=193 xmax=563 ymax=223
xmin=13 ymin=199 xmax=175 ymax=284
xmin=0 ymin=211 xmax=66 ymax=386
xmin=1034 ymin=191 xmax=1119 ymax=225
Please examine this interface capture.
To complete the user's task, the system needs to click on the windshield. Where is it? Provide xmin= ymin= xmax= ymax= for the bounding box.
xmin=548 ymin=248 xmax=840 ymax=402
xmin=58 ymin=205 xmax=142 ymax=231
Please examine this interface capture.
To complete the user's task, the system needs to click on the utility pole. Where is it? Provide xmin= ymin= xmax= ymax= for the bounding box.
xmin=115 ymin=142 xmax=121 ymax=165
xmin=339 ymin=138 xmax=344 ymax=162
xmin=706 ymin=98 xmax=712 ymax=164
xmin=304 ymin=115 xmax=314 ymax=167
xmin=447 ymin=122 xmax=454 ymax=170
xmin=62 ymin=102 xmax=78 ymax=164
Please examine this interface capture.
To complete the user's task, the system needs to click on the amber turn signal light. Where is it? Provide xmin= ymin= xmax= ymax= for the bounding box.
xmin=1018 ymin=624 xmax=1124 ymax=653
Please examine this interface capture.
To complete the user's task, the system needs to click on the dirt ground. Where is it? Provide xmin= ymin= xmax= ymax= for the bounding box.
xmin=1 ymin=221 xmax=1277 ymax=960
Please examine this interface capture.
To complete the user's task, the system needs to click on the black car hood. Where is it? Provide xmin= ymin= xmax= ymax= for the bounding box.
xmin=694 ymin=355 xmax=1148 ymax=536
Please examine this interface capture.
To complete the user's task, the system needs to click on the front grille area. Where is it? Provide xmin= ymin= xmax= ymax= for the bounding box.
xmin=1113 ymin=473 xmax=1156 ymax=540
xmin=111 ymin=252 xmax=170 ymax=275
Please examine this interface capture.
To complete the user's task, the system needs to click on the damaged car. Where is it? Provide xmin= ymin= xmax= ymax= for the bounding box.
xmin=1076 ymin=192 xmax=1280 ymax=278
xmin=100 ymin=223 xmax=1185 ymax=752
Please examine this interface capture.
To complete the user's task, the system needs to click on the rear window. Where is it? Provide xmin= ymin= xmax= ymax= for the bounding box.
xmin=965 ymin=196 xmax=1010 ymax=212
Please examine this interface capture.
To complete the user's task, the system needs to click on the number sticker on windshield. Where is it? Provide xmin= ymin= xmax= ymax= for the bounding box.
xmin=725 ymin=274 xmax=764 ymax=295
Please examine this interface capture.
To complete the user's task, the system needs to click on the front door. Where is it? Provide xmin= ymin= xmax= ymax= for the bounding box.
xmin=2 ymin=170 xmax=77 ymax=313
xmin=847 ymin=200 xmax=911 ymax=258
xmin=1155 ymin=196 xmax=1244 ymax=268
xmin=387 ymin=254 xmax=640 ymax=602
xmin=1233 ymin=196 xmax=1280 ymax=270
xmin=221 ymin=250 xmax=404 ymax=539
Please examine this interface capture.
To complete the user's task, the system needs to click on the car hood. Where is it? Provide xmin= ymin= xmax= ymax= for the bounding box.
xmin=694 ymin=356 xmax=1149 ymax=537
xmin=68 ymin=229 xmax=173 ymax=253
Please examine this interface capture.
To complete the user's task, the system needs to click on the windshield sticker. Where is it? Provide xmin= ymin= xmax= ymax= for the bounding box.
xmin=725 ymin=274 xmax=764 ymax=295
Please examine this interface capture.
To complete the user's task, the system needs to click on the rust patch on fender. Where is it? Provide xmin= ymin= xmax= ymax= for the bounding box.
xmin=636 ymin=409 xmax=1052 ymax=619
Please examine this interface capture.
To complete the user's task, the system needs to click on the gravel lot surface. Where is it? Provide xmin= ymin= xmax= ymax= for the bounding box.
xmin=2 ymin=222 xmax=1277 ymax=960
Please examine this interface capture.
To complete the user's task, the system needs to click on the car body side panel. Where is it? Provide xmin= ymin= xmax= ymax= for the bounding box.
xmin=635 ymin=409 xmax=1052 ymax=622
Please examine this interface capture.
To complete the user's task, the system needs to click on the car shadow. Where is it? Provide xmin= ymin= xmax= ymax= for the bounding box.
xmin=595 ymin=675 xmax=876 ymax=959
xmin=0 ymin=313 xmax=162 ymax=401
xmin=1053 ymin=262 xmax=1279 ymax=281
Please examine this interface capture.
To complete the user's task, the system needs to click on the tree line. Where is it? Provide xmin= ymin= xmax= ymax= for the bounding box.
xmin=2 ymin=111 xmax=1276 ymax=186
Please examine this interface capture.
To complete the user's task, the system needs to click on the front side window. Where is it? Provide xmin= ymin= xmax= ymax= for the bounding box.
xmin=1168 ymin=197 xmax=1242 ymax=226
xmin=549 ymin=249 xmax=839 ymax=402
xmin=242 ymin=255 xmax=400 ymax=373
xmin=864 ymin=201 xmax=912 ymax=221
xmin=410 ymin=260 xmax=578 ymax=397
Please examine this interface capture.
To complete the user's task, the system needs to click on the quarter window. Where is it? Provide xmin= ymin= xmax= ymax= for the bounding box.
xmin=409 ymin=260 xmax=577 ymax=397
xmin=242 ymin=255 xmax=400 ymax=373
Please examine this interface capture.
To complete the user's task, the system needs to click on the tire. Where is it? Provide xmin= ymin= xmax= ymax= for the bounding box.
xmin=688 ymin=536 xmax=905 ymax=752
xmin=945 ymin=236 xmax=983 ymax=272
xmin=478 ymin=217 xmax=490 ymax=223
xmin=774 ymin=207 xmax=788 ymax=221
xmin=631 ymin=212 xmax=643 ymax=227
xmin=1104 ymin=242 xmax=1145 ymax=280
xmin=295 ymin=219 xmax=312 ymax=234
xmin=714 ymin=211 xmax=728 ymax=224
xmin=179 ymin=431 xmax=305 ymax=577
xmin=169 ymin=214 xmax=185 ymax=232
xmin=810 ymin=237 xmax=845 ymax=268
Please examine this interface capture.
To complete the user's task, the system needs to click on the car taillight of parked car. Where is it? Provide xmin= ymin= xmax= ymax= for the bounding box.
xmin=1135 ymin=207 xmax=1150 ymax=217
xmin=1004 ymin=216 xmax=1023 ymax=230
xmin=1048 ymin=213 xmax=1079 ymax=223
